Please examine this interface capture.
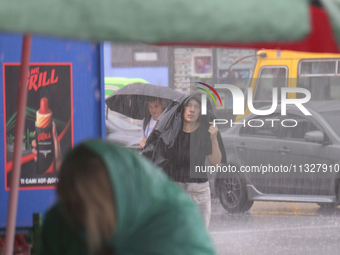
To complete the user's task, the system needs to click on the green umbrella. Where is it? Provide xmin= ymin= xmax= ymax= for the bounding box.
xmin=0 ymin=0 xmax=340 ymax=52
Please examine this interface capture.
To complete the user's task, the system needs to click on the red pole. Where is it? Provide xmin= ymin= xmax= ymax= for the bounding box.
xmin=4 ymin=34 xmax=32 ymax=255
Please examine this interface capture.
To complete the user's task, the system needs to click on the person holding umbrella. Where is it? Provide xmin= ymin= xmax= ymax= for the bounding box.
xmin=105 ymin=83 xmax=182 ymax=148
xmin=142 ymin=92 xmax=226 ymax=227
xmin=140 ymin=96 xmax=166 ymax=148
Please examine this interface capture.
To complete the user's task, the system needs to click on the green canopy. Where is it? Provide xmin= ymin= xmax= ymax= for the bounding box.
xmin=104 ymin=77 xmax=149 ymax=97
xmin=0 ymin=0 xmax=310 ymax=43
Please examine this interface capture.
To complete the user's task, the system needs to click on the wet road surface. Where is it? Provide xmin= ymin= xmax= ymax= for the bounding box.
xmin=209 ymin=198 xmax=340 ymax=255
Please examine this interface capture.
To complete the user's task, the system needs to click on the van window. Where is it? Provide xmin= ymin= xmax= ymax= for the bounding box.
xmin=300 ymin=61 xmax=336 ymax=75
xmin=298 ymin=60 xmax=340 ymax=100
xmin=254 ymin=66 xmax=287 ymax=102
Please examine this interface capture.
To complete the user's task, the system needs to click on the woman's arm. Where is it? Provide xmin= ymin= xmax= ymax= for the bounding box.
xmin=207 ymin=123 xmax=222 ymax=166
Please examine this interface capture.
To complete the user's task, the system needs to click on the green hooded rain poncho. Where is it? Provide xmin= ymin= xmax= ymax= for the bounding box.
xmin=39 ymin=140 xmax=217 ymax=255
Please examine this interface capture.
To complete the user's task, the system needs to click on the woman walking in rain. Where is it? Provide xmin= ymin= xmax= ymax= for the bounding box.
xmin=39 ymin=140 xmax=216 ymax=255
xmin=142 ymin=92 xmax=226 ymax=227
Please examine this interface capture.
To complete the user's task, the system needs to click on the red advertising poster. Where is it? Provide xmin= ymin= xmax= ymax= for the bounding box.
xmin=3 ymin=63 xmax=73 ymax=190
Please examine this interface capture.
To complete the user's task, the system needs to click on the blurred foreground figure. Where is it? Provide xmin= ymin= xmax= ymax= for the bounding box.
xmin=39 ymin=140 xmax=216 ymax=255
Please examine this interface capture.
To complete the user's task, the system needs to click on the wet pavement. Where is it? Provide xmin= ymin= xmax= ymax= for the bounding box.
xmin=209 ymin=198 xmax=340 ymax=255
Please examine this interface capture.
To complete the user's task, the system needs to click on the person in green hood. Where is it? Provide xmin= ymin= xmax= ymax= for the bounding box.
xmin=39 ymin=140 xmax=217 ymax=255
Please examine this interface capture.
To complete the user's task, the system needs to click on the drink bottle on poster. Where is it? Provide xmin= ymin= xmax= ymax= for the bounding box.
xmin=35 ymin=97 xmax=55 ymax=174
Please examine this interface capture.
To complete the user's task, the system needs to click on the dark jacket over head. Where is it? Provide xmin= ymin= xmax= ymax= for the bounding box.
xmin=142 ymin=92 xmax=226 ymax=169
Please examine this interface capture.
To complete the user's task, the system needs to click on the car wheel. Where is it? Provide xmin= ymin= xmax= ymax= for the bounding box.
xmin=317 ymin=202 xmax=339 ymax=214
xmin=317 ymin=181 xmax=340 ymax=210
xmin=218 ymin=173 xmax=253 ymax=213
xmin=317 ymin=203 xmax=337 ymax=209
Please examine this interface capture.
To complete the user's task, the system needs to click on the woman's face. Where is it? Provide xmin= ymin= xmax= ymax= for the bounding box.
xmin=184 ymin=99 xmax=201 ymax=123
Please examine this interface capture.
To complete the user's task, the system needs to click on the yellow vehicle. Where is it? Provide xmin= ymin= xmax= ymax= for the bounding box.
xmin=235 ymin=49 xmax=340 ymax=121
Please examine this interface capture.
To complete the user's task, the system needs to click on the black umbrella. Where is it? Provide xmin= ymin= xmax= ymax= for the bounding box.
xmin=105 ymin=83 xmax=182 ymax=120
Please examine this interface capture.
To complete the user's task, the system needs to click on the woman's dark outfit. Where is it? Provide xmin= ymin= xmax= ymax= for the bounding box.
xmin=142 ymin=92 xmax=226 ymax=226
